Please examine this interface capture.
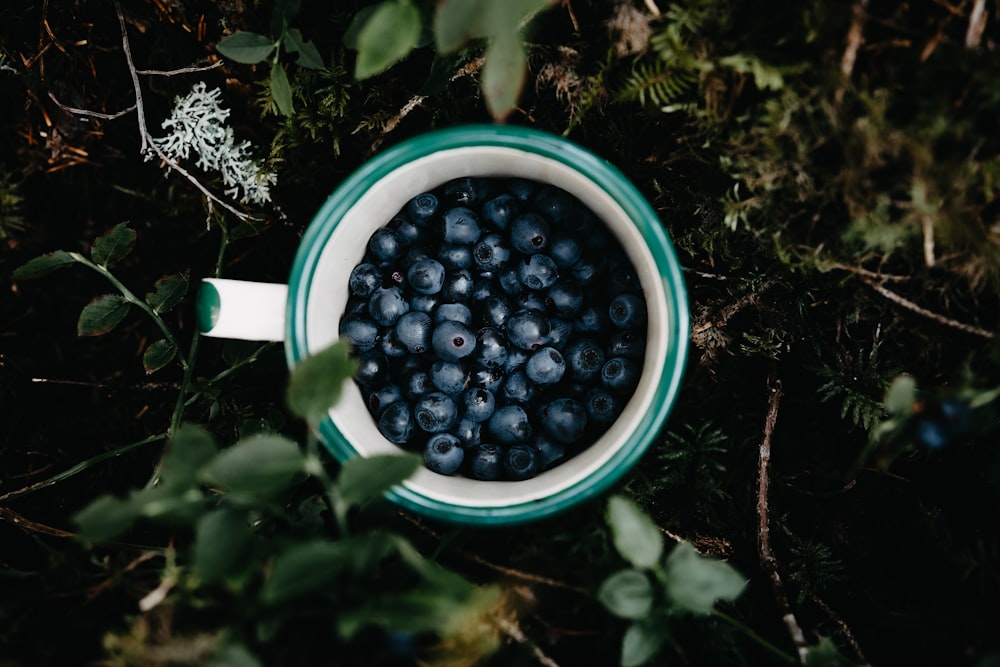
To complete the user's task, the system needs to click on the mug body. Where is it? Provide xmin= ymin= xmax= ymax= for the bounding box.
xmin=285 ymin=125 xmax=688 ymax=525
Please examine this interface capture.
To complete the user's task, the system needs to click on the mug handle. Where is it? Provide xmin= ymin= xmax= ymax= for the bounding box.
xmin=196 ymin=278 xmax=288 ymax=342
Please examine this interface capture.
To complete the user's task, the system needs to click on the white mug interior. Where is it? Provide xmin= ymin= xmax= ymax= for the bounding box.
xmin=299 ymin=145 xmax=674 ymax=510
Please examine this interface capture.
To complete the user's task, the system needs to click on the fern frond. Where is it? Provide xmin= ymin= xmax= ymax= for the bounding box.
xmin=618 ymin=61 xmax=697 ymax=108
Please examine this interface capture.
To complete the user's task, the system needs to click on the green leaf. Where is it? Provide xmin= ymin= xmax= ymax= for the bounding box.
xmin=217 ymin=31 xmax=276 ymax=64
xmin=193 ymin=507 xmax=255 ymax=584
xmin=353 ymin=0 xmax=422 ymax=80
xmin=284 ymin=28 xmax=325 ymax=70
xmin=337 ymin=453 xmax=421 ymax=507
xmin=482 ymin=32 xmax=526 ymax=121
xmin=91 ymin=223 xmax=136 ymax=267
xmin=286 ymin=340 xmax=357 ymax=420
xmin=343 ymin=5 xmax=381 ymax=50
xmin=804 ymin=637 xmax=856 ymax=667
xmin=621 ymin=618 xmax=666 ymax=667
xmin=77 ymin=294 xmax=130 ymax=336
xmin=270 ymin=61 xmax=294 ymax=116
xmin=209 ymin=642 xmax=264 ymax=667
xmin=433 ymin=0 xmax=486 ymax=52
xmin=598 ymin=569 xmax=655 ymax=619
xmin=143 ymin=339 xmax=176 ymax=374
xmin=200 ymin=434 xmax=305 ymax=497
xmin=74 ymin=494 xmax=141 ymax=542
xmin=663 ymin=542 xmax=746 ymax=614
xmin=12 ymin=250 xmax=77 ymax=280
xmin=146 ymin=273 xmax=189 ymax=313
xmin=159 ymin=424 xmax=219 ymax=491
xmin=885 ymin=374 xmax=917 ymax=416
xmin=607 ymin=495 xmax=664 ymax=569
xmin=260 ymin=535 xmax=399 ymax=605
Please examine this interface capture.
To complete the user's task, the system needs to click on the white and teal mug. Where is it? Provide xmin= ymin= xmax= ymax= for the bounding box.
xmin=197 ymin=126 xmax=689 ymax=525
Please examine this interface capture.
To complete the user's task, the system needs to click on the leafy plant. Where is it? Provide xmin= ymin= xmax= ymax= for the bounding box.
xmin=598 ymin=495 xmax=747 ymax=666
xmin=216 ymin=0 xmax=326 ymax=115
xmin=13 ymin=222 xmax=189 ymax=375
xmin=345 ymin=0 xmax=556 ymax=120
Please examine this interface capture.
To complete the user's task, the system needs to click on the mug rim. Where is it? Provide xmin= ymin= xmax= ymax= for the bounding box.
xmin=286 ymin=125 xmax=689 ymax=525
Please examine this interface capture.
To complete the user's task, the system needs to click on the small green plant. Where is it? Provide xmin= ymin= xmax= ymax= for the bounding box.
xmin=216 ymin=0 xmax=326 ymax=115
xmin=598 ymin=495 xmax=747 ymax=666
xmin=344 ymin=0 xmax=556 ymax=120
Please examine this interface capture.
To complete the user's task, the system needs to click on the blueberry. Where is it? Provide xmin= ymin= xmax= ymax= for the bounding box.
xmin=367 ymin=384 xmax=404 ymax=416
xmin=339 ymin=314 xmax=379 ymax=352
xmin=440 ymin=207 xmax=481 ymax=244
xmin=545 ymin=318 xmax=573 ymax=350
xmin=407 ymin=258 xmax=446 ymax=295
xmin=394 ymin=311 xmax=433 ymax=353
xmin=481 ymin=193 xmax=520 ymax=230
xmin=409 ymin=293 xmax=439 ymax=314
xmin=916 ymin=418 xmax=950 ymax=449
xmin=608 ymin=330 xmax=646 ymax=360
xmin=388 ymin=214 xmax=423 ymax=246
xmin=454 ymin=417 xmax=483 ymax=448
xmin=503 ymin=348 xmax=529 ymax=373
xmin=585 ymin=387 xmax=620 ymax=428
xmin=437 ymin=243 xmax=473 ymax=270
xmin=424 ymin=433 xmax=465 ymax=475
xmin=444 ymin=177 xmax=483 ymax=206
xmin=414 ymin=392 xmax=459 ymax=433
xmin=368 ymin=227 xmax=405 ymax=264
xmin=379 ymin=328 xmax=409 ymax=358
xmin=479 ymin=294 xmax=512 ymax=329
xmin=403 ymin=368 xmax=434 ymax=400
xmin=461 ymin=388 xmax=496 ymax=422
xmin=473 ymin=233 xmax=512 ymax=271
xmin=506 ymin=309 xmax=551 ymax=351
xmin=508 ymin=178 xmax=540 ymax=202
xmin=574 ymin=303 xmax=610 ymax=335
xmin=525 ymin=347 xmax=566 ymax=385
xmin=532 ymin=185 xmax=575 ymax=226
xmin=570 ymin=253 xmax=605 ymax=286
xmin=474 ymin=327 xmax=509 ymax=368
xmin=609 ymin=293 xmax=647 ymax=330
xmin=565 ymin=338 xmax=605 ymax=382
xmin=344 ymin=296 xmax=369 ymax=317
xmin=533 ymin=433 xmax=566 ymax=470
xmin=354 ymin=349 xmax=389 ymax=387
xmin=432 ymin=320 xmax=476 ymax=361
xmin=501 ymin=369 xmax=537 ymax=405
xmin=406 ymin=192 xmax=440 ymax=224
xmin=349 ymin=263 xmax=382 ymax=298
xmin=466 ymin=443 xmax=502 ymax=480
xmin=601 ymin=357 xmax=641 ymax=394
xmin=548 ymin=234 xmax=583 ymax=269
xmin=517 ymin=254 xmax=559 ymax=290
xmin=378 ymin=401 xmax=413 ymax=444
xmin=368 ymin=286 xmax=410 ymax=326
xmin=430 ymin=360 xmax=468 ymax=395
xmin=607 ymin=261 xmax=641 ymax=295
xmin=441 ymin=269 xmax=475 ymax=302
xmin=512 ymin=290 xmax=548 ymax=313
xmin=540 ymin=397 xmax=588 ymax=444
xmin=470 ymin=365 xmax=505 ymax=394
xmin=488 ymin=405 xmax=532 ymax=444
xmin=510 ymin=213 xmax=550 ymax=254
xmin=435 ymin=302 xmax=474 ymax=326
xmin=546 ymin=280 xmax=584 ymax=318
xmin=503 ymin=444 xmax=540 ymax=481
xmin=498 ymin=267 xmax=525 ymax=295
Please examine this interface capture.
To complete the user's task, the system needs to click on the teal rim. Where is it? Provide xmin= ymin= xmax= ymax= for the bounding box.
xmin=286 ymin=125 xmax=689 ymax=526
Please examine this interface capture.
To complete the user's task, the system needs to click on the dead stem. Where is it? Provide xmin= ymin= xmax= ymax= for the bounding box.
xmin=811 ymin=595 xmax=871 ymax=667
xmin=757 ymin=368 xmax=810 ymax=663
xmin=863 ymin=279 xmax=995 ymax=339
xmin=0 ymin=506 xmax=74 ymax=538
xmin=494 ymin=617 xmax=561 ymax=667
xmin=966 ymin=0 xmax=988 ymax=48
xmin=836 ymin=0 xmax=869 ymax=106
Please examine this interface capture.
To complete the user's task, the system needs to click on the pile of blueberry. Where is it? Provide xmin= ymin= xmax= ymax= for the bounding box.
xmin=338 ymin=177 xmax=647 ymax=481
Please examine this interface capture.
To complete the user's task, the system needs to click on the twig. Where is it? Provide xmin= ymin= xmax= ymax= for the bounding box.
xmin=114 ymin=1 xmax=253 ymax=224
xmin=0 ymin=506 xmax=75 ymax=538
xmin=562 ymin=0 xmax=580 ymax=33
xmin=922 ymin=215 xmax=936 ymax=267
xmin=48 ymin=91 xmax=136 ymax=120
xmin=810 ymin=595 xmax=871 ymax=667
xmin=136 ymin=61 xmax=223 ymax=76
xmin=643 ymin=0 xmax=662 ymax=17
xmin=836 ymin=0 xmax=869 ymax=106
xmin=828 ymin=262 xmax=911 ymax=282
xmin=966 ymin=0 xmax=988 ymax=48
xmin=757 ymin=368 xmax=810 ymax=663
xmin=494 ymin=617 xmax=562 ymax=667
xmin=862 ymin=279 xmax=996 ymax=339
